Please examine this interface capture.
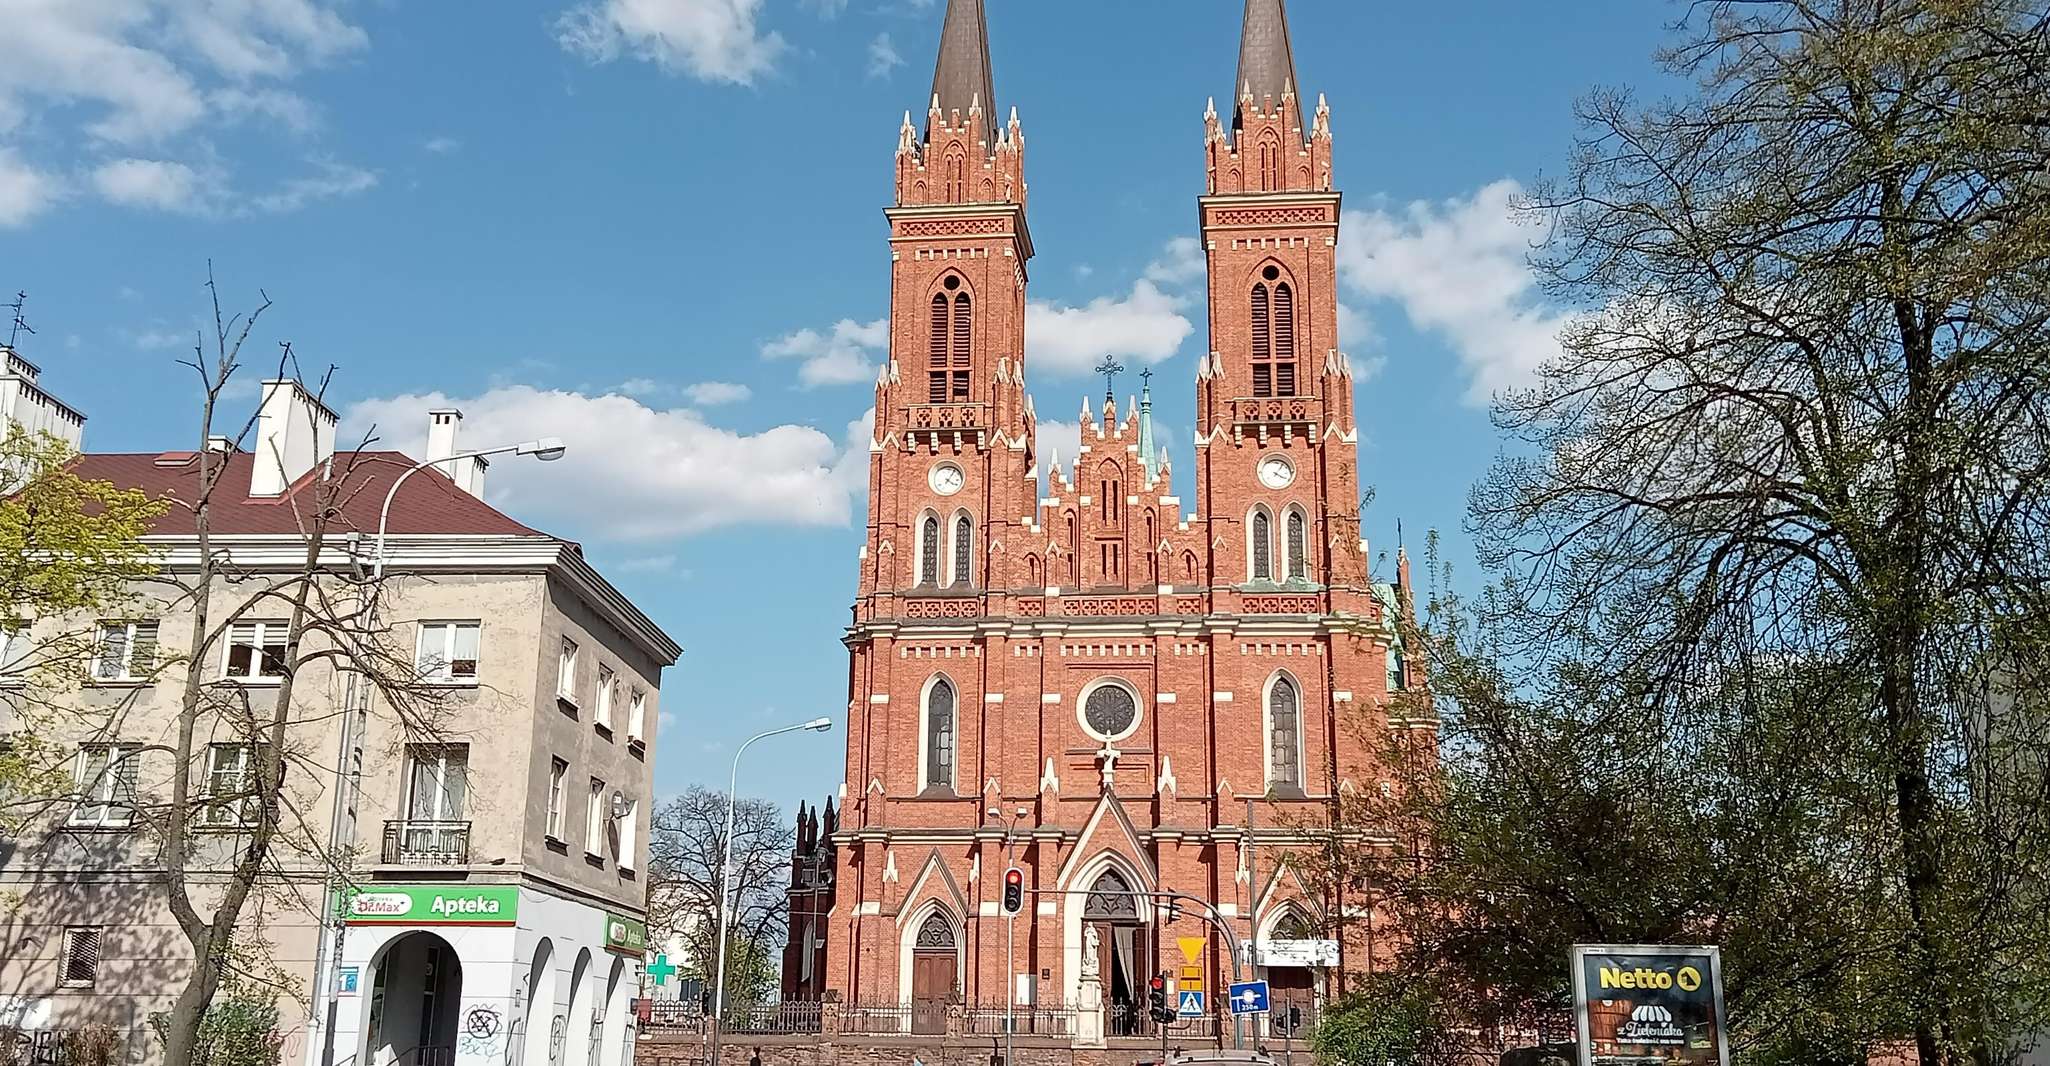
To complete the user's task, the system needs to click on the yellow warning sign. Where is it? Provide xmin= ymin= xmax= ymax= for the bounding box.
xmin=1178 ymin=937 xmax=1206 ymax=964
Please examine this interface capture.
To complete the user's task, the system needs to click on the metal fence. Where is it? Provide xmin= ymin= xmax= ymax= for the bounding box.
xmin=962 ymin=1002 xmax=1079 ymax=1037
xmin=721 ymin=1003 xmax=822 ymax=1036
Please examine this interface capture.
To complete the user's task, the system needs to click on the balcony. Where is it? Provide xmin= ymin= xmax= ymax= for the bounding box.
xmin=382 ymin=820 xmax=471 ymax=865
xmin=905 ymin=401 xmax=987 ymax=431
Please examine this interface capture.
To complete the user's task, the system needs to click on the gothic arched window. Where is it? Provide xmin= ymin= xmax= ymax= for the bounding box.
xmin=1257 ymin=132 xmax=1280 ymax=192
xmin=950 ymin=293 xmax=972 ymax=400
xmin=952 ymin=513 xmax=973 ymax=587
xmin=1272 ymin=282 xmax=1297 ymax=396
xmin=928 ymin=294 xmax=950 ymax=403
xmin=944 ymin=148 xmax=967 ymax=202
xmin=1251 ymin=282 xmax=1272 ymax=395
xmin=1250 ymin=508 xmax=1273 ymax=582
xmin=920 ymin=514 xmax=940 ymax=586
xmin=924 ymin=678 xmax=956 ymax=792
xmin=1286 ymin=508 xmax=1308 ymax=581
xmin=1268 ymin=675 xmax=1301 ymax=790
xmin=1084 ymin=869 xmax=1139 ymax=920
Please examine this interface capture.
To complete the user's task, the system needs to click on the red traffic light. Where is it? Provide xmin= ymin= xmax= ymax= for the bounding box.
xmin=1005 ymin=868 xmax=1023 ymax=886
xmin=1149 ymin=976 xmax=1166 ymax=992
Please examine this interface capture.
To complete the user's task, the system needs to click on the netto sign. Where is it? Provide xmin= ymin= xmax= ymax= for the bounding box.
xmin=1571 ymin=945 xmax=1728 ymax=1066
xmin=345 ymin=885 xmax=520 ymax=926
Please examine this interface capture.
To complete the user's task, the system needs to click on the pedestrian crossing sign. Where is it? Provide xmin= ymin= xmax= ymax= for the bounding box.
xmin=1177 ymin=990 xmax=1205 ymax=1018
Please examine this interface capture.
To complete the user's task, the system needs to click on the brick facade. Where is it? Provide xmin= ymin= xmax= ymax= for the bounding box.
xmin=793 ymin=0 xmax=1433 ymax=1037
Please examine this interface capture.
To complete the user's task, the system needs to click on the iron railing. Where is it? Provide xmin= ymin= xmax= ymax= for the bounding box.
xmin=721 ymin=1002 xmax=822 ymax=1035
xmin=381 ymin=820 xmax=470 ymax=865
xmin=964 ymin=1002 xmax=1078 ymax=1036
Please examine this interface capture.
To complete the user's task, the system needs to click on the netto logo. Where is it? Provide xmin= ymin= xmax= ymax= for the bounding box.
xmin=1676 ymin=966 xmax=1702 ymax=992
xmin=1598 ymin=964 xmax=1701 ymax=992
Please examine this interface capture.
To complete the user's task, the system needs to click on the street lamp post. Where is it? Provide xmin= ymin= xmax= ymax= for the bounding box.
xmin=311 ymin=437 xmax=565 ymax=1066
xmin=709 ymin=717 xmax=834 ymax=1066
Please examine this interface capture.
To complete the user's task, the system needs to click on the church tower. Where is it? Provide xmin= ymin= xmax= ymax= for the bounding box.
xmin=813 ymin=0 xmax=1418 ymax=1036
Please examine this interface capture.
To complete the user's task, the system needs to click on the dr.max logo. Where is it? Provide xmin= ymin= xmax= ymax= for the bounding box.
xmin=352 ymin=893 xmax=411 ymax=916
xmin=1598 ymin=964 xmax=1704 ymax=993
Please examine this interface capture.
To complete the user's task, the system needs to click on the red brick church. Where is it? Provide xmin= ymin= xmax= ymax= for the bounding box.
xmin=783 ymin=0 xmax=1429 ymax=1039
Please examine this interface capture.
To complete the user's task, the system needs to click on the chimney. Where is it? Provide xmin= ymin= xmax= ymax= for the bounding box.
xmin=250 ymin=379 xmax=338 ymax=497
xmin=425 ymin=408 xmax=489 ymax=500
xmin=205 ymin=435 xmax=232 ymax=455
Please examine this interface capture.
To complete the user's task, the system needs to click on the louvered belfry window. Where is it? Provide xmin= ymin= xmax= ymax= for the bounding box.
xmin=929 ymin=294 xmax=950 ymax=403
xmin=951 ymin=293 xmax=972 ymax=400
xmin=1251 ymin=269 xmax=1297 ymax=398
xmin=920 ymin=515 xmax=941 ymax=586
xmin=953 ymin=515 xmax=973 ymax=587
xmin=1273 ymin=282 xmax=1297 ymax=396
xmin=1251 ymin=283 xmax=1273 ymax=396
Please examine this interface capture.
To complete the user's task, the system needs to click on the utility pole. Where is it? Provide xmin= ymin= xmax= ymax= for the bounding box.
xmin=1243 ymin=798 xmax=1259 ymax=1051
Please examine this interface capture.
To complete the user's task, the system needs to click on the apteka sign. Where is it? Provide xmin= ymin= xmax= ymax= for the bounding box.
xmin=1570 ymin=945 xmax=1729 ymax=1066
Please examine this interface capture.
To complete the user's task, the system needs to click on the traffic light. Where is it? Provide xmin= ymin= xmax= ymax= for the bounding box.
xmin=1001 ymin=866 xmax=1025 ymax=916
xmin=1147 ymin=974 xmax=1170 ymax=1023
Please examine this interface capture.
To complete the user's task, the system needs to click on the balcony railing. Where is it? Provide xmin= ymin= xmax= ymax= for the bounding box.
xmin=381 ymin=820 xmax=471 ymax=865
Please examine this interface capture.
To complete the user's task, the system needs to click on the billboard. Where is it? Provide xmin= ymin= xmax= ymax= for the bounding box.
xmin=1571 ymin=945 xmax=1729 ymax=1066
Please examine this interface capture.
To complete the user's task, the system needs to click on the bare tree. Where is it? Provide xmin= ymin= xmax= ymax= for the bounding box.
xmin=645 ymin=786 xmax=791 ymax=1010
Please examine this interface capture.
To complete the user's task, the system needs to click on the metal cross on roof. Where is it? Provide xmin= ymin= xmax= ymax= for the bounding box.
xmin=1095 ymin=355 xmax=1124 ymax=402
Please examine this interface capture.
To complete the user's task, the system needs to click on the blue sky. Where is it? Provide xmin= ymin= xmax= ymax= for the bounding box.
xmin=2 ymin=0 xmax=1677 ymax=811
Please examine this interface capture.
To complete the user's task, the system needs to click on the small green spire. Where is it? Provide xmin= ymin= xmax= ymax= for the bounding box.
xmin=1138 ymin=367 xmax=1157 ymax=481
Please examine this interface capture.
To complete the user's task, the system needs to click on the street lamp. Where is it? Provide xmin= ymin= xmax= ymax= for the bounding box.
xmin=710 ymin=717 xmax=834 ymax=1066
xmin=372 ymin=439 xmax=567 ymax=579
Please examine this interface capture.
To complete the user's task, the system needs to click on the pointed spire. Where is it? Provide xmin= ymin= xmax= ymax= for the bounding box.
xmin=1234 ymin=0 xmax=1303 ymax=134
xmin=929 ymin=0 xmax=998 ymax=145
xmin=1138 ymin=373 xmax=1157 ymax=481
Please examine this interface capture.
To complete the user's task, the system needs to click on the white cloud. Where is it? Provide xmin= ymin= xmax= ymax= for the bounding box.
xmin=762 ymin=317 xmax=887 ymax=388
xmin=0 ymin=0 xmax=365 ymax=145
xmin=89 ymin=155 xmax=373 ymax=216
xmin=683 ymin=381 xmax=752 ymax=405
xmin=1337 ymin=179 xmax=1564 ymax=403
xmin=1143 ymin=236 xmax=1205 ymax=286
xmin=342 ymin=386 xmax=874 ymax=541
xmin=248 ymin=160 xmax=375 ymax=213
xmin=0 ymin=149 xmax=59 ymax=227
xmin=211 ymin=87 xmax=318 ymax=133
xmin=800 ymin=0 xmax=848 ymax=15
xmin=866 ymin=33 xmax=902 ymax=80
xmin=1027 ymin=280 xmax=1193 ymax=378
xmin=128 ymin=327 xmax=190 ymax=350
xmin=422 ymin=136 xmax=461 ymax=154
xmin=93 ymin=158 xmax=207 ymax=212
xmin=555 ymin=0 xmax=785 ymax=86
xmin=1035 ymin=418 xmax=1080 ymax=475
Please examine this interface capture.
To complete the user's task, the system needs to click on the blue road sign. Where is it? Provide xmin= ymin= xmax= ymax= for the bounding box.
xmin=1177 ymin=990 xmax=1206 ymax=1018
xmin=1228 ymin=980 xmax=1270 ymax=1015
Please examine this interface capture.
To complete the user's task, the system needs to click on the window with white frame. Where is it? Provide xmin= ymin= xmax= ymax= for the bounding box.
xmin=1267 ymin=675 xmax=1303 ymax=791
xmin=404 ymin=744 xmax=469 ymax=824
xmin=546 ymin=757 xmax=568 ymax=840
xmin=585 ymin=776 xmax=606 ymax=857
xmin=91 ymin=620 xmax=158 ymax=682
xmin=60 ymin=927 xmax=101 ymax=988
xmin=595 ymin=665 xmax=616 ymax=730
xmin=1249 ymin=508 xmax=1274 ymax=582
xmin=1285 ymin=508 xmax=1309 ymax=581
xmin=222 ymin=620 xmax=289 ymax=681
xmin=201 ymin=743 xmax=258 ymax=827
xmin=557 ymin=637 xmax=579 ymax=703
xmin=626 ymin=689 xmax=648 ymax=744
xmin=69 ymin=744 xmax=139 ymax=828
xmin=415 ymin=622 xmax=481 ymax=683
xmin=0 ymin=626 xmax=29 ymax=682
xmin=615 ymin=794 xmax=639 ymax=871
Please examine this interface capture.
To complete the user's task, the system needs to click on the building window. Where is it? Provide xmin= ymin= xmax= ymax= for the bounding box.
xmin=201 ymin=743 xmax=258 ymax=827
xmin=1285 ymin=509 xmax=1308 ymax=581
xmin=546 ymin=757 xmax=568 ymax=840
xmin=951 ymin=293 xmax=972 ymax=401
xmin=416 ymin=622 xmax=481 ymax=684
xmin=595 ymin=665 xmax=616 ymax=731
xmin=928 ymin=294 xmax=950 ymax=402
xmin=91 ymin=620 xmax=157 ymax=682
xmin=557 ymin=637 xmax=579 ymax=704
xmin=924 ymin=679 xmax=955 ymax=792
xmin=1250 ymin=508 xmax=1273 ymax=581
xmin=586 ymin=777 xmax=606 ymax=857
xmin=919 ymin=514 xmax=941 ymax=586
xmin=1079 ymin=680 xmax=1141 ymax=743
xmin=405 ymin=744 xmax=468 ymax=824
xmin=1387 ymin=647 xmax=1407 ymax=692
xmin=1273 ymin=282 xmax=1297 ymax=396
xmin=60 ymin=927 xmax=101 ymax=988
xmin=1268 ymin=676 xmax=1302 ymax=791
xmin=222 ymin=620 xmax=288 ymax=681
xmin=615 ymin=794 xmax=639 ymax=871
xmin=627 ymin=689 xmax=648 ymax=744
xmin=0 ymin=626 xmax=26 ymax=682
xmin=1250 ymin=267 xmax=1297 ymax=397
xmin=69 ymin=744 xmax=138 ymax=829
xmin=951 ymin=514 xmax=973 ymax=588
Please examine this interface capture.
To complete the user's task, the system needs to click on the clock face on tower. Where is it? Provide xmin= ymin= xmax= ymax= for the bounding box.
xmin=929 ymin=462 xmax=965 ymax=496
xmin=1258 ymin=455 xmax=1296 ymax=489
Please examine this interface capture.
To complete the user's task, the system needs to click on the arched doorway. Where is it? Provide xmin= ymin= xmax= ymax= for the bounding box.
xmin=364 ymin=932 xmax=461 ymax=1066
xmin=563 ymin=949 xmax=595 ymax=1066
xmin=909 ymin=911 xmax=956 ymax=1035
xmin=596 ymin=957 xmax=630 ymax=1066
xmin=1084 ymin=870 xmax=1148 ymax=1036
xmin=1264 ymin=909 xmax=1320 ymax=1039
xmin=521 ymin=939 xmax=557 ymax=1066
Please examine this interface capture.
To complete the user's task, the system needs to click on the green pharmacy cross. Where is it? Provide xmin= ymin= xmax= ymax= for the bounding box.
xmin=646 ymin=955 xmax=677 ymax=986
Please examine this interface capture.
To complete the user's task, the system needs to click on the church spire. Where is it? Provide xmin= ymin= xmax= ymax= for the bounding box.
xmin=1138 ymin=369 xmax=1157 ymax=482
xmin=1233 ymin=0 xmax=1302 ymax=135
xmin=929 ymin=0 xmax=998 ymax=146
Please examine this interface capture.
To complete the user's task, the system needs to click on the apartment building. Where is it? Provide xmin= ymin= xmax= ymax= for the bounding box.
xmin=0 ymin=378 xmax=680 ymax=1066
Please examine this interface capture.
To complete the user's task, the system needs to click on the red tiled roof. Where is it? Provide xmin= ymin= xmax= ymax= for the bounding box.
xmin=70 ymin=450 xmax=546 ymax=539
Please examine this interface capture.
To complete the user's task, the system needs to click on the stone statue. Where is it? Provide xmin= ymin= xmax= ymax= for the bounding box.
xmin=1081 ymin=925 xmax=1101 ymax=980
